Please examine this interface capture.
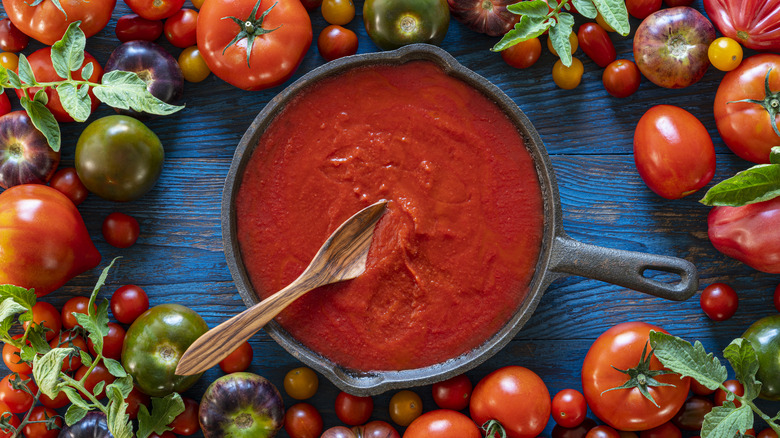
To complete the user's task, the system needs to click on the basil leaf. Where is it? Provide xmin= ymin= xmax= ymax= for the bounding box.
xmin=137 ymin=393 xmax=185 ymax=438
xmin=572 ymin=0 xmax=598 ymax=18
xmin=507 ymin=0 xmax=549 ymax=17
xmin=93 ymin=70 xmax=184 ymax=116
xmin=33 ymin=348 xmax=73 ymax=398
xmin=493 ymin=15 xmax=552 ymax=52
xmin=723 ymin=338 xmax=761 ymax=401
xmin=700 ymin=164 xmax=780 ymax=206
xmin=550 ymin=12 xmax=575 ymax=66
xmin=19 ymin=97 xmax=61 ymax=152
xmin=50 ymin=21 xmax=86 ymax=79
xmin=592 ymin=0 xmax=629 ymax=35
xmin=64 ymin=404 xmax=88 ymax=426
xmin=648 ymin=331 xmax=728 ymax=391
xmin=701 ymin=403 xmax=753 ymax=438
xmin=16 ymin=54 xmax=37 ymax=86
xmin=57 ymin=82 xmax=91 ymax=122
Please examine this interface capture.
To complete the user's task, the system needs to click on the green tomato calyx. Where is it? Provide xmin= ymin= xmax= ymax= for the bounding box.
xmin=222 ymin=0 xmax=282 ymax=68
xmin=600 ymin=341 xmax=678 ymax=408
xmin=728 ymin=68 xmax=780 ymax=139
xmin=482 ymin=419 xmax=507 ymax=438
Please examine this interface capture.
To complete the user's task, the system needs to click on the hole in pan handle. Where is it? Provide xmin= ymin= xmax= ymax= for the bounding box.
xmin=549 ymin=235 xmax=699 ymax=301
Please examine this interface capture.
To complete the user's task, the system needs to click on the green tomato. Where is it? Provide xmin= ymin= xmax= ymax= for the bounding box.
xmin=743 ymin=314 xmax=780 ymax=400
xmin=75 ymin=115 xmax=164 ymax=202
xmin=363 ymin=0 xmax=450 ymax=51
xmin=122 ymin=304 xmax=208 ymax=397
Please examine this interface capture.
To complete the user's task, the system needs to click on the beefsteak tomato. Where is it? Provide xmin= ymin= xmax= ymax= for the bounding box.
xmin=2 ymin=0 xmax=116 ymax=45
xmin=714 ymin=53 xmax=780 ymax=164
xmin=703 ymin=0 xmax=780 ymax=52
xmin=0 ymin=184 xmax=101 ymax=297
xmin=196 ymin=0 xmax=312 ymax=91
xmin=582 ymin=322 xmax=690 ymax=431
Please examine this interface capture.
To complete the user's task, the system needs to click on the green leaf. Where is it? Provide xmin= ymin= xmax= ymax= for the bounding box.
xmin=32 ymin=348 xmax=73 ymax=398
xmin=0 ymin=318 xmax=11 ymax=339
xmin=78 ymin=258 xmax=120 ymax=356
xmin=0 ymin=298 xmax=28 ymax=326
xmin=56 ymin=82 xmax=91 ymax=123
xmin=137 ymin=393 xmax=185 ymax=438
xmin=7 ymin=70 xmax=22 ymax=88
xmin=648 ymin=331 xmax=728 ymax=391
xmin=700 ymin=164 xmax=780 ymax=206
xmin=492 ymin=15 xmax=552 ymax=52
xmin=106 ymin=375 xmax=134 ymax=400
xmin=506 ymin=0 xmax=550 ymax=17
xmin=61 ymin=386 xmax=90 ymax=411
xmin=550 ymin=12 xmax=575 ymax=66
xmin=64 ymin=404 xmax=88 ymax=426
xmin=79 ymin=349 xmax=93 ymax=368
xmin=19 ymin=97 xmax=61 ymax=152
xmin=572 ymin=0 xmax=598 ymax=18
xmin=701 ymin=403 xmax=753 ymax=438
xmin=107 ymin=385 xmax=133 ymax=438
xmin=81 ymin=61 xmax=94 ymax=81
xmin=103 ymin=358 xmax=128 ymax=378
xmin=92 ymin=380 xmax=106 ymax=397
xmin=74 ymin=312 xmax=104 ymax=354
xmin=25 ymin=324 xmax=53 ymax=356
xmin=93 ymin=70 xmax=184 ymax=116
xmin=770 ymin=146 xmax=780 ymax=164
xmin=0 ymin=284 xmax=37 ymax=311
xmin=50 ymin=21 xmax=87 ymax=79
xmin=33 ymin=88 xmax=49 ymax=105
xmin=0 ymin=67 xmax=9 ymax=85
xmin=16 ymin=54 xmax=37 ymax=86
xmin=723 ymin=338 xmax=762 ymax=401
xmin=592 ymin=0 xmax=629 ymax=35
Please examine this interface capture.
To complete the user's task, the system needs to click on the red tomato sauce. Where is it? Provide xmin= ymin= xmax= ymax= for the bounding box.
xmin=235 ymin=61 xmax=544 ymax=371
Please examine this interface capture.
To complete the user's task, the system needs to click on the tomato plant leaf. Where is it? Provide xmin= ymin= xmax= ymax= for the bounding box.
xmin=103 ymin=358 xmax=128 ymax=378
xmin=506 ymin=0 xmax=549 ymax=17
xmin=16 ymin=54 xmax=37 ymax=86
xmin=0 ymin=318 xmax=11 ymax=340
xmin=81 ymin=61 xmax=94 ymax=82
xmin=493 ymin=15 xmax=551 ymax=52
xmin=56 ymin=83 xmax=91 ymax=122
xmin=6 ymin=69 xmax=22 ymax=89
xmin=61 ymin=386 xmax=90 ymax=411
xmin=23 ymin=324 xmax=52 ymax=358
xmin=648 ymin=331 xmax=728 ymax=391
xmin=723 ymin=339 xmax=762 ymax=401
xmin=0 ymin=298 xmax=28 ymax=328
xmin=106 ymin=375 xmax=133 ymax=400
xmin=64 ymin=404 xmax=88 ymax=426
xmin=79 ymin=350 xmax=93 ymax=369
xmin=550 ymin=12 xmax=575 ymax=66
xmin=107 ymin=384 xmax=133 ymax=438
xmin=19 ymin=96 xmax=61 ymax=152
xmin=137 ymin=393 xmax=185 ymax=438
xmin=50 ymin=21 xmax=86 ymax=79
xmin=572 ymin=0 xmax=597 ymax=18
xmin=591 ymin=0 xmax=629 ymax=35
xmin=33 ymin=347 xmax=74 ymax=398
xmin=94 ymin=70 xmax=184 ymax=116
xmin=0 ymin=285 xmax=36 ymax=315
xmin=701 ymin=403 xmax=753 ymax=438
xmin=700 ymin=163 xmax=780 ymax=207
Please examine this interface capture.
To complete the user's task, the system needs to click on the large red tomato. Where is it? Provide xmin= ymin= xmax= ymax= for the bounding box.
xmin=714 ymin=53 xmax=780 ymax=164
xmin=2 ymin=0 xmax=116 ymax=45
xmin=196 ymin=0 xmax=312 ymax=91
xmin=582 ymin=322 xmax=691 ymax=431
xmin=15 ymin=47 xmax=103 ymax=123
xmin=470 ymin=366 xmax=550 ymax=438
xmin=704 ymin=0 xmax=780 ymax=52
xmin=633 ymin=105 xmax=715 ymax=199
xmin=403 ymin=409 xmax=480 ymax=438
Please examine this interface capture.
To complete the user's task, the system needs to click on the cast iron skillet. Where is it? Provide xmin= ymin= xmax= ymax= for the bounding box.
xmin=222 ymin=44 xmax=698 ymax=396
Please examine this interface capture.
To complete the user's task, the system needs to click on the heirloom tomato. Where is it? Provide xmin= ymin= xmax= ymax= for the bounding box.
xmin=403 ymin=410 xmax=481 ymax=438
xmin=743 ymin=315 xmax=780 ymax=400
xmin=708 ymin=196 xmax=780 ymax=273
xmin=2 ymin=0 xmax=115 ymax=45
xmin=671 ymin=396 xmax=712 ymax=430
xmin=178 ymin=46 xmax=211 ymax=83
xmin=197 ymin=0 xmax=312 ymax=90
xmin=639 ymin=422 xmax=681 ymax=438
xmin=470 ymin=366 xmax=551 ymax=438
xmin=586 ymin=426 xmax=620 ymax=438
xmin=581 ymin=322 xmax=690 ymax=431
xmin=0 ymin=111 xmax=60 ymax=189
xmin=447 ymin=0 xmax=519 ymax=37
xmin=321 ymin=0 xmax=355 ymax=25
xmin=169 ymin=397 xmax=200 ymax=435
xmin=714 ymin=54 xmax=780 ymax=164
xmin=363 ymin=0 xmax=450 ymax=50
xmin=0 ymin=53 xmax=19 ymax=71
xmin=552 ymin=418 xmax=597 ymax=438
xmin=704 ymin=0 xmax=780 ymax=52
xmin=633 ymin=105 xmax=715 ymax=199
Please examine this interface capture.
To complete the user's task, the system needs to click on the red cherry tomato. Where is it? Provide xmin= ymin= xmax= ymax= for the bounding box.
xmin=126 ymin=0 xmax=186 ymax=20
xmin=115 ymin=14 xmax=164 ymax=42
xmin=102 ymin=212 xmax=140 ymax=248
xmin=578 ymin=22 xmax=616 ymax=68
xmin=317 ymin=25 xmax=358 ymax=62
xmin=671 ymin=395 xmax=713 ymax=431
xmin=61 ymin=296 xmax=95 ymax=330
xmin=110 ymin=284 xmax=150 ymax=324
xmin=690 ymin=378 xmax=716 ymax=396
xmin=586 ymin=425 xmax=621 ymax=438
xmin=2 ymin=337 xmax=31 ymax=374
xmin=22 ymin=301 xmax=61 ymax=341
xmin=0 ymin=400 xmax=20 ymax=438
xmin=0 ymin=18 xmax=28 ymax=52
xmin=87 ymin=322 xmax=126 ymax=360
xmin=714 ymin=379 xmax=745 ymax=407
xmin=625 ymin=0 xmax=662 ymax=19
xmin=39 ymin=389 xmax=70 ymax=409
xmin=50 ymin=330 xmax=88 ymax=372
xmin=501 ymin=37 xmax=542 ymax=69
xmin=23 ymin=406 xmax=61 ymax=438
xmin=759 ymin=429 xmax=779 ymax=438
xmin=602 ymin=59 xmax=641 ymax=98
xmin=126 ymin=387 xmax=151 ymax=420
xmin=218 ymin=340 xmax=253 ymax=373
xmin=285 ymin=403 xmax=323 ymax=438
xmin=164 ymin=9 xmax=198 ymax=48
xmin=700 ymin=283 xmax=738 ymax=321
xmin=0 ymin=92 xmax=10 ymax=117
xmin=0 ymin=374 xmax=36 ymax=413
xmin=639 ymin=422 xmax=681 ymax=438
xmin=552 ymin=388 xmax=587 ymax=428
xmin=169 ymin=397 xmax=200 ymax=435
xmin=334 ymin=392 xmax=373 ymax=426
xmin=432 ymin=374 xmax=472 ymax=411
xmin=404 ymin=409 xmax=481 ymax=438
xmin=74 ymin=363 xmax=116 ymax=400
xmin=49 ymin=167 xmax=89 ymax=206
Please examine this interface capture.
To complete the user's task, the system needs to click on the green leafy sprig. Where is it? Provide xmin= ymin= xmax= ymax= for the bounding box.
xmin=700 ymin=146 xmax=780 ymax=207
xmin=0 ymin=22 xmax=184 ymax=152
xmin=493 ymin=0 xmax=630 ymax=67
xmin=649 ymin=331 xmax=780 ymax=437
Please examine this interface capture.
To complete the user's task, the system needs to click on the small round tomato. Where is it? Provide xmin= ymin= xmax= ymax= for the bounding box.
xmin=284 ymin=367 xmax=319 ymax=400
xmin=75 ymin=362 xmax=116 ymax=400
xmin=671 ymin=395 xmax=713 ymax=431
xmin=602 ymin=59 xmax=641 ymax=98
xmin=0 ymin=374 xmax=36 ymax=413
xmin=61 ymin=296 xmax=95 ymax=330
xmin=321 ymin=0 xmax=355 ymax=25
xmin=432 ymin=374 xmax=472 ymax=411
xmin=389 ymin=390 xmax=422 ymax=427
xmin=0 ymin=92 xmax=9 ymax=117
xmin=552 ymin=57 xmax=584 ymax=90
xmin=126 ymin=0 xmax=186 ymax=20
xmin=88 ymin=322 xmax=126 ymax=361
xmin=0 ymin=401 xmax=20 ymax=438
xmin=164 ymin=9 xmax=198 ymax=48
xmin=690 ymin=378 xmax=716 ymax=396
xmin=700 ymin=283 xmax=738 ymax=321
xmin=363 ymin=0 xmax=449 ymax=50
xmin=126 ymin=387 xmax=151 ymax=420
xmin=633 ymin=105 xmax=715 ymax=199
xmin=639 ymin=422 xmax=681 ymax=438
xmin=625 ymin=0 xmax=661 ymax=19
xmin=111 ymin=285 xmax=150 ymax=324
xmin=218 ymin=340 xmax=253 ymax=373
xmin=49 ymin=167 xmax=89 ymax=206
xmin=501 ymin=37 xmax=542 ymax=69
xmin=102 ymin=212 xmax=140 ymax=248
xmin=547 ymin=32 xmax=578 ymax=57
xmin=22 ymin=301 xmax=61 ymax=341
xmin=115 ymin=14 xmax=164 ymax=42
xmin=708 ymin=37 xmax=743 ymax=72
xmin=742 ymin=316 xmax=780 ymax=400
xmin=22 ymin=406 xmax=61 ymax=438
xmin=586 ymin=425 xmax=621 ymax=438
xmin=759 ymin=429 xmax=779 ymax=438
xmin=285 ymin=403 xmax=323 ymax=438
xmin=2 ymin=338 xmax=31 ymax=374
xmin=578 ymin=23 xmax=616 ymax=68
xmin=0 ymin=53 xmax=18 ymax=71
xmin=317 ymin=25 xmax=358 ymax=61
xmin=334 ymin=392 xmax=373 ymax=426
xmin=39 ymin=389 xmax=70 ymax=409
xmin=178 ymin=46 xmax=210 ymax=83
xmin=0 ymin=19 xmax=28 ymax=53
xmin=50 ymin=330 xmax=88 ymax=372
xmin=552 ymin=388 xmax=587 ymax=428
xmin=404 ymin=409 xmax=481 ymax=438
xmin=169 ymin=397 xmax=200 ymax=435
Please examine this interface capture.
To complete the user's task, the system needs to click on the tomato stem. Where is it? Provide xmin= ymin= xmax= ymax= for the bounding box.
xmin=728 ymin=68 xmax=780 ymax=139
xmin=220 ymin=0 xmax=282 ymax=68
xmin=601 ymin=341 xmax=677 ymax=408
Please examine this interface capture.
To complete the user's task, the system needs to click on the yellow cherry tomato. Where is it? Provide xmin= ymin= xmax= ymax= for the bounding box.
xmin=552 ymin=57 xmax=584 ymax=90
xmin=284 ymin=367 xmax=319 ymax=400
xmin=547 ymin=32 xmax=578 ymax=57
xmin=178 ymin=46 xmax=211 ymax=82
xmin=321 ymin=0 xmax=355 ymax=25
xmin=389 ymin=390 xmax=423 ymax=427
xmin=0 ymin=52 xmax=19 ymax=71
xmin=708 ymin=37 xmax=743 ymax=72
xmin=190 ymin=0 xmax=205 ymax=8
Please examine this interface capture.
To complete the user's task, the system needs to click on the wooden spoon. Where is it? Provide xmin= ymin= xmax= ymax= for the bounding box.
xmin=175 ymin=199 xmax=389 ymax=376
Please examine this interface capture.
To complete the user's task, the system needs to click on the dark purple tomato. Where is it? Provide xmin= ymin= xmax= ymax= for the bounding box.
xmin=0 ymin=111 xmax=60 ymax=189
xmin=671 ymin=396 xmax=713 ymax=430
xmin=58 ymin=412 xmax=112 ymax=438
xmin=0 ymin=18 xmax=28 ymax=52
xmin=115 ymin=14 xmax=164 ymax=42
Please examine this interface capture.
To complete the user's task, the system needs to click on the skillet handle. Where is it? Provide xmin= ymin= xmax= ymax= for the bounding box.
xmin=549 ymin=235 xmax=698 ymax=301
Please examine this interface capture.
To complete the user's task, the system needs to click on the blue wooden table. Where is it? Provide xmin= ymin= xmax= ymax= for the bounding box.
xmin=2 ymin=0 xmax=779 ymax=436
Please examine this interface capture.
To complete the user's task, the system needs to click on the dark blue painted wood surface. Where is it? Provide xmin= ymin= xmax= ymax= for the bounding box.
xmin=2 ymin=0 xmax=779 ymax=435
